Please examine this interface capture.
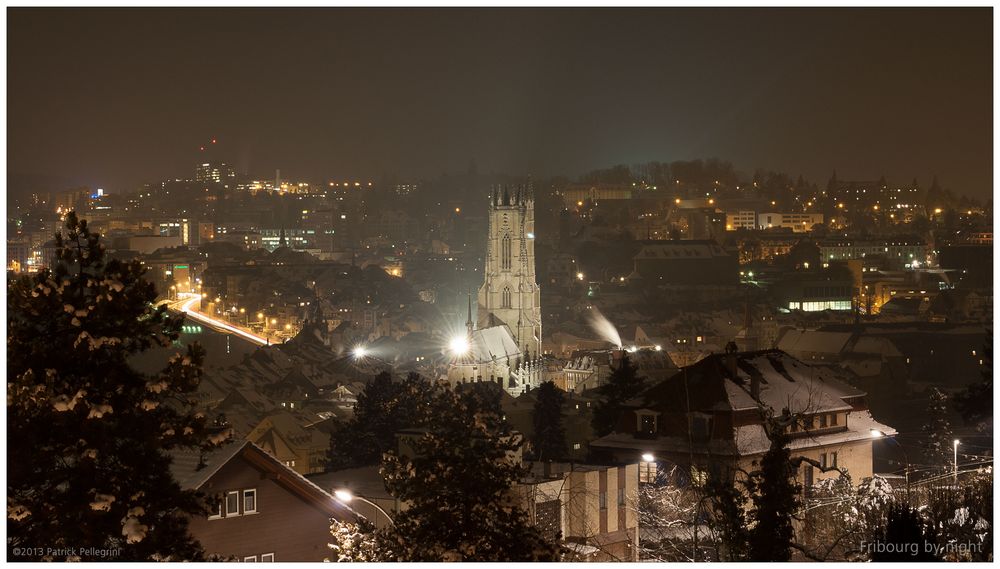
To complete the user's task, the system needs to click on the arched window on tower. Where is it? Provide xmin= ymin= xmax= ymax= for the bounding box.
xmin=502 ymin=287 xmax=512 ymax=308
xmin=501 ymin=233 xmax=511 ymax=270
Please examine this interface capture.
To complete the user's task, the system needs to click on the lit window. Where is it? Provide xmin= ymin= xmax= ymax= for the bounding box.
xmin=573 ymin=443 xmax=581 ymax=450
xmin=639 ymin=461 xmax=657 ymax=484
xmin=243 ymin=489 xmax=257 ymax=514
xmin=226 ymin=491 xmax=240 ymax=516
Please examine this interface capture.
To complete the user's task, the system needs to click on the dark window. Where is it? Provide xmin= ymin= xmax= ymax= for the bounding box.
xmin=640 ymin=415 xmax=656 ymax=434
xmin=226 ymin=491 xmax=240 ymax=516
xmin=830 ymin=413 xmax=838 ymax=426
xmin=820 ymin=414 xmax=828 ymax=428
xmin=618 ymin=487 xmax=625 ymax=506
xmin=599 ymin=492 xmax=607 ymax=510
xmin=243 ymin=489 xmax=257 ymax=514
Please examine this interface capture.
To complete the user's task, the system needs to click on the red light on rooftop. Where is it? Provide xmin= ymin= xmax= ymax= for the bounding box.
xmin=211 ymin=139 xmax=217 ymax=144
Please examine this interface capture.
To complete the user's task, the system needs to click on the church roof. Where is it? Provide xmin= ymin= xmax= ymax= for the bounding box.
xmin=460 ymin=325 xmax=522 ymax=364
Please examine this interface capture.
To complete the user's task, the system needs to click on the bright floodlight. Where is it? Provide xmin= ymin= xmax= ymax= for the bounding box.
xmin=449 ymin=335 xmax=470 ymax=356
xmin=641 ymin=453 xmax=655 ymax=463
xmin=352 ymin=345 xmax=367 ymax=359
xmin=334 ymin=489 xmax=354 ymax=502
xmin=870 ymin=429 xmax=885 ymax=438
xmin=654 ymin=345 xmax=662 ymax=351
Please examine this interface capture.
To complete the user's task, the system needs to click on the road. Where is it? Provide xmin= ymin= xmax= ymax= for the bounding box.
xmin=172 ymin=294 xmax=274 ymax=347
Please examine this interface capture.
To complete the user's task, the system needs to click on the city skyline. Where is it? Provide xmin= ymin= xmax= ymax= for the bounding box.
xmin=8 ymin=7 xmax=992 ymax=200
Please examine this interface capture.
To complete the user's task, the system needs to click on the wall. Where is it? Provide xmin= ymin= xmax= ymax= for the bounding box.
xmin=188 ymin=455 xmax=336 ymax=561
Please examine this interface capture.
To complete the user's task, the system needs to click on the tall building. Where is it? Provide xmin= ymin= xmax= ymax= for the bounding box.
xmin=195 ymin=162 xmax=236 ymax=186
xmin=477 ymin=184 xmax=542 ymax=358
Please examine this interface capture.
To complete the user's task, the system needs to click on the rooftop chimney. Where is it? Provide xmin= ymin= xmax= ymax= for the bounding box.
xmin=724 ymin=340 xmax=739 ymax=378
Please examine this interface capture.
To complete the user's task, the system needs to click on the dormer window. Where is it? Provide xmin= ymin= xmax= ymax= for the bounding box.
xmin=635 ymin=409 xmax=660 ymax=437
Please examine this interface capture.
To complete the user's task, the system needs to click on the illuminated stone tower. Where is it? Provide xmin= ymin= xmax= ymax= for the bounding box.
xmin=477 ymin=184 xmax=542 ymax=358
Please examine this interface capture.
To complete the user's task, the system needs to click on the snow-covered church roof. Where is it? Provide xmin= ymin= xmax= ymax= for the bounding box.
xmin=458 ymin=325 xmax=522 ymax=364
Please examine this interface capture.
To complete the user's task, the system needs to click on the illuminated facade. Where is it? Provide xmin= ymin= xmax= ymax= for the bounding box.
xmin=477 ymin=185 xmax=542 ymax=358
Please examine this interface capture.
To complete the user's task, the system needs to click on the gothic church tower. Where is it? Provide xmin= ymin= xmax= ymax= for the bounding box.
xmin=477 ymin=184 xmax=542 ymax=358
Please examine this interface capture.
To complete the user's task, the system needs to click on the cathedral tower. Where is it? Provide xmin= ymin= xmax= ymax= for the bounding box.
xmin=477 ymin=184 xmax=542 ymax=358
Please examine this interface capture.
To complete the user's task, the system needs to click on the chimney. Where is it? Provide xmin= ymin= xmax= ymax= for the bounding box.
xmin=750 ymin=374 xmax=761 ymax=401
xmin=724 ymin=341 xmax=739 ymax=378
xmin=543 ymin=461 xmax=552 ymax=478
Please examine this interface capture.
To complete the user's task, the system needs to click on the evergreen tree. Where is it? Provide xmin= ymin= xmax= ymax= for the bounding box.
xmin=331 ymin=378 xmax=560 ymax=561
xmin=531 ymin=381 xmax=567 ymax=461
xmin=327 ymin=371 xmax=422 ymax=470
xmin=591 ymin=353 xmax=646 ymax=437
xmin=7 ymin=213 xmax=220 ymax=561
xmin=955 ymin=330 xmax=992 ymax=434
xmin=871 ymin=504 xmax=938 ymax=561
xmin=745 ymin=421 xmax=799 ymax=561
xmin=921 ymin=388 xmax=953 ymax=473
xmin=706 ymin=413 xmax=801 ymax=561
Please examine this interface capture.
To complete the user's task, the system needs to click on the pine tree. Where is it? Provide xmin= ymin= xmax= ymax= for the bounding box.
xmin=591 ymin=353 xmax=646 ymax=437
xmin=332 ymin=378 xmax=560 ymax=561
xmin=327 ymin=371 xmax=421 ymax=470
xmin=871 ymin=504 xmax=938 ymax=561
xmin=8 ymin=213 xmax=220 ymax=561
xmin=746 ymin=421 xmax=799 ymax=561
xmin=705 ymin=413 xmax=801 ymax=561
xmin=531 ymin=381 xmax=567 ymax=462
xmin=921 ymin=388 xmax=953 ymax=473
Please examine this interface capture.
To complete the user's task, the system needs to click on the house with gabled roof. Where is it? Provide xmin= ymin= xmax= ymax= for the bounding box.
xmin=171 ymin=440 xmax=351 ymax=562
xmin=246 ymin=411 xmax=330 ymax=475
xmin=590 ymin=348 xmax=895 ymax=490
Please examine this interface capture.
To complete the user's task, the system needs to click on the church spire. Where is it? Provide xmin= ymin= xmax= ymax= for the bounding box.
xmin=466 ymin=292 xmax=474 ymax=338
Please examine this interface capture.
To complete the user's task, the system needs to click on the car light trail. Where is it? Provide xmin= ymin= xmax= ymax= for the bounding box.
xmin=176 ymin=294 xmax=271 ymax=346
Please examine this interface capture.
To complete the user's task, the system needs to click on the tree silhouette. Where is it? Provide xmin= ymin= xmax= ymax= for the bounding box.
xmin=8 ymin=213 xmax=219 ymax=561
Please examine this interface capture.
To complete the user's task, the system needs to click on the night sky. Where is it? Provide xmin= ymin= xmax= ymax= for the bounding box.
xmin=7 ymin=8 xmax=993 ymax=200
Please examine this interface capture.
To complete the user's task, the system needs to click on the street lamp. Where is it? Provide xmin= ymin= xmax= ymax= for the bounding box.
xmin=871 ymin=429 xmax=910 ymax=501
xmin=953 ymin=439 xmax=960 ymax=484
xmin=333 ymin=489 xmax=395 ymax=527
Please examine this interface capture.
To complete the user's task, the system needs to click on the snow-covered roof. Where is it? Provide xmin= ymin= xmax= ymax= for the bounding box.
xmin=634 ymin=241 xmax=730 ymax=260
xmin=459 ymin=325 xmax=522 ymax=364
xmin=776 ymin=329 xmax=853 ymax=355
xmin=735 ymin=410 xmax=896 ymax=455
xmin=170 ymin=440 xmax=247 ymax=490
xmin=633 ymin=350 xmax=860 ymax=415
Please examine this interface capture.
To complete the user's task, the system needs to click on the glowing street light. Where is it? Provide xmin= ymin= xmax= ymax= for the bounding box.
xmin=448 ymin=335 xmax=470 ymax=357
xmin=352 ymin=345 xmax=368 ymax=359
xmin=872 ymin=429 xmax=910 ymax=499
xmin=641 ymin=453 xmax=655 ymax=463
xmin=576 ymin=272 xmax=585 ymax=281
xmin=333 ymin=489 xmax=395 ymax=527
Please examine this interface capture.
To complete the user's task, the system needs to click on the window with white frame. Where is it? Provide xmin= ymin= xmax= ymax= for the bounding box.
xmin=208 ymin=495 xmax=223 ymax=519
xmin=261 ymin=553 xmax=274 ymax=562
xmin=243 ymin=555 xmax=257 ymax=562
xmin=243 ymin=489 xmax=257 ymax=514
xmin=226 ymin=491 xmax=240 ymax=516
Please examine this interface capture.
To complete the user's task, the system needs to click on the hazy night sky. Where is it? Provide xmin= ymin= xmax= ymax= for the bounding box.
xmin=7 ymin=7 xmax=993 ymax=199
